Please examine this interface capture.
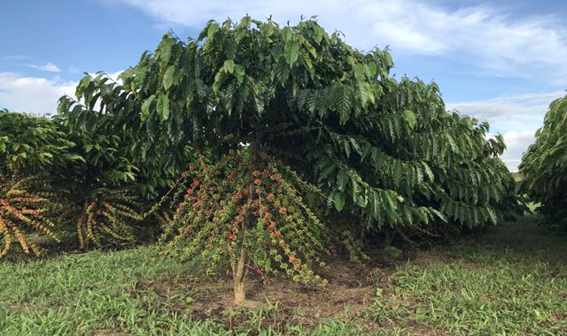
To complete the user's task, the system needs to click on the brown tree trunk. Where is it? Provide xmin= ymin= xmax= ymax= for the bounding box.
xmin=233 ymin=246 xmax=247 ymax=304
xmin=231 ymin=131 xmax=263 ymax=305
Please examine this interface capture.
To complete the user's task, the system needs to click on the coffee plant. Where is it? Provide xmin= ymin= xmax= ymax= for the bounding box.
xmin=58 ymin=73 xmax=195 ymax=200
xmin=0 ymin=110 xmax=81 ymax=176
xmin=520 ymin=94 xmax=567 ymax=230
xmin=56 ymin=16 xmax=522 ymax=302
xmin=0 ymin=108 xmax=145 ymax=252
xmin=0 ymin=111 xmax=81 ymax=257
xmin=74 ymin=188 xmax=143 ymax=249
xmin=0 ymin=175 xmax=62 ymax=257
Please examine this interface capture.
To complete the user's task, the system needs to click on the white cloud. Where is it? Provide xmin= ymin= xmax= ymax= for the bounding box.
xmin=24 ymin=62 xmax=62 ymax=72
xmin=0 ymin=73 xmax=76 ymax=115
xmin=101 ymin=0 xmax=567 ymax=81
xmin=449 ymin=91 xmax=566 ymax=171
xmin=68 ymin=66 xmax=82 ymax=74
xmin=448 ymin=91 xmax=565 ymax=119
xmin=2 ymin=55 xmax=32 ymax=61
xmin=0 ymin=71 xmax=124 ymax=116
xmin=447 ymin=90 xmax=565 ymax=133
xmin=500 ymin=131 xmax=535 ymax=172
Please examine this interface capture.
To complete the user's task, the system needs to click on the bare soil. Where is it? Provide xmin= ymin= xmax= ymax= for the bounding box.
xmin=136 ymin=256 xmax=387 ymax=332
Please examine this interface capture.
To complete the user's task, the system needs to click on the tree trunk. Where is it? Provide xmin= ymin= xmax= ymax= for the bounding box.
xmin=233 ymin=245 xmax=247 ymax=305
xmin=231 ymin=132 xmax=261 ymax=305
xmin=234 ymin=282 xmax=245 ymax=304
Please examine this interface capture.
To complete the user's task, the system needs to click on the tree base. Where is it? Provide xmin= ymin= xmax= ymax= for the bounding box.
xmin=233 ymin=299 xmax=258 ymax=308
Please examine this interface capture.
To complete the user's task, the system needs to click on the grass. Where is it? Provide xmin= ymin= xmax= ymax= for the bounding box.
xmin=367 ymin=216 xmax=567 ymax=335
xmin=1 ymin=216 xmax=566 ymax=335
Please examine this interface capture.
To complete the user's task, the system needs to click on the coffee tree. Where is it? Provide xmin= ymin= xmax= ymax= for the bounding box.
xmin=61 ymin=17 xmax=368 ymax=303
xmin=520 ymin=94 xmax=567 ymax=230
xmin=0 ymin=111 xmax=77 ymax=257
xmin=59 ymin=16 xmax=521 ymax=303
xmin=60 ymin=127 xmax=145 ymax=249
xmin=0 ymin=108 xmax=145 ymax=253
xmin=0 ymin=110 xmax=79 ymax=175
xmin=58 ymin=74 xmax=191 ymax=248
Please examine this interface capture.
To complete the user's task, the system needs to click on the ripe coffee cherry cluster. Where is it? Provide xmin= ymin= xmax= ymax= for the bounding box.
xmin=167 ymin=152 xmax=329 ymax=287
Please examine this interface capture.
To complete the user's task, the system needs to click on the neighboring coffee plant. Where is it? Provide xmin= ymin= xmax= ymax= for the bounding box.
xmin=520 ymin=94 xmax=567 ymax=230
xmin=166 ymin=150 xmax=329 ymax=304
xmin=0 ymin=175 xmax=61 ymax=257
xmin=75 ymin=188 xmax=143 ymax=249
xmin=58 ymin=74 xmax=195 ymax=200
xmin=0 ymin=110 xmax=81 ymax=176
xmin=57 ymin=87 xmax=152 ymax=248
xmin=0 ymin=111 xmax=82 ymax=257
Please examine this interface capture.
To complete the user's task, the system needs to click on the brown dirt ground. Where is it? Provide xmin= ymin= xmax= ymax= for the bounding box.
xmin=133 ymin=253 xmax=450 ymax=335
xmin=136 ymin=256 xmax=386 ymax=333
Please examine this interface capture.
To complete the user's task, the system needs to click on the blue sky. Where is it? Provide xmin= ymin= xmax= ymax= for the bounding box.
xmin=1 ymin=0 xmax=566 ymax=170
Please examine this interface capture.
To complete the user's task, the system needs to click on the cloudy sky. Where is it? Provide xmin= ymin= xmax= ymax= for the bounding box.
xmin=1 ymin=0 xmax=566 ymax=170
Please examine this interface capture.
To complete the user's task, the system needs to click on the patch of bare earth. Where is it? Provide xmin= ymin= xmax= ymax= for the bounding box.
xmin=92 ymin=331 xmax=127 ymax=336
xmin=135 ymin=255 xmax=447 ymax=335
xmin=136 ymin=257 xmax=381 ymax=331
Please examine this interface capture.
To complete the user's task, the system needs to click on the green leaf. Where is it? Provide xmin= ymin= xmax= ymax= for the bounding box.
xmin=336 ymin=85 xmax=352 ymax=125
xmin=349 ymin=138 xmax=361 ymax=156
xmin=240 ymin=16 xmax=251 ymax=29
xmin=234 ymin=65 xmax=245 ymax=85
xmin=284 ymin=39 xmax=299 ymax=66
xmin=382 ymin=192 xmax=398 ymax=221
xmin=313 ymin=26 xmax=324 ymax=44
xmin=141 ymin=95 xmax=155 ymax=121
xmin=163 ymin=65 xmax=176 ymax=90
xmin=157 ymin=93 xmax=170 ymax=122
xmin=337 ymin=170 xmax=348 ymax=191
xmin=384 ymin=51 xmax=394 ymax=68
xmin=76 ymin=76 xmax=91 ymax=97
xmin=207 ymin=23 xmax=220 ymax=40
xmin=402 ymin=109 xmax=417 ymax=129
xmin=358 ymin=82 xmax=369 ymax=107
xmin=354 ymin=65 xmax=365 ymax=80
xmin=223 ymin=59 xmax=235 ymax=74
xmin=334 ymin=192 xmax=346 ymax=212
xmin=158 ymin=36 xmax=175 ymax=64
xmin=282 ymin=27 xmax=292 ymax=42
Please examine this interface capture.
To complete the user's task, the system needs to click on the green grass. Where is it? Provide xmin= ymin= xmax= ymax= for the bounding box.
xmin=367 ymin=216 xmax=567 ymax=335
xmin=1 ymin=216 xmax=566 ymax=335
xmin=0 ymin=244 xmax=362 ymax=335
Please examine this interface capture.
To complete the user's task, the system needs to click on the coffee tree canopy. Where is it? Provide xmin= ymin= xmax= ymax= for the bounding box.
xmin=59 ymin=16 xmax=520 ymax=235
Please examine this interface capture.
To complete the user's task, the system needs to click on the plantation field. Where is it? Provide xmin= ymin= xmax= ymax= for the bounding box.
xmin=1 ymin=215 xmax=565 ymax=336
